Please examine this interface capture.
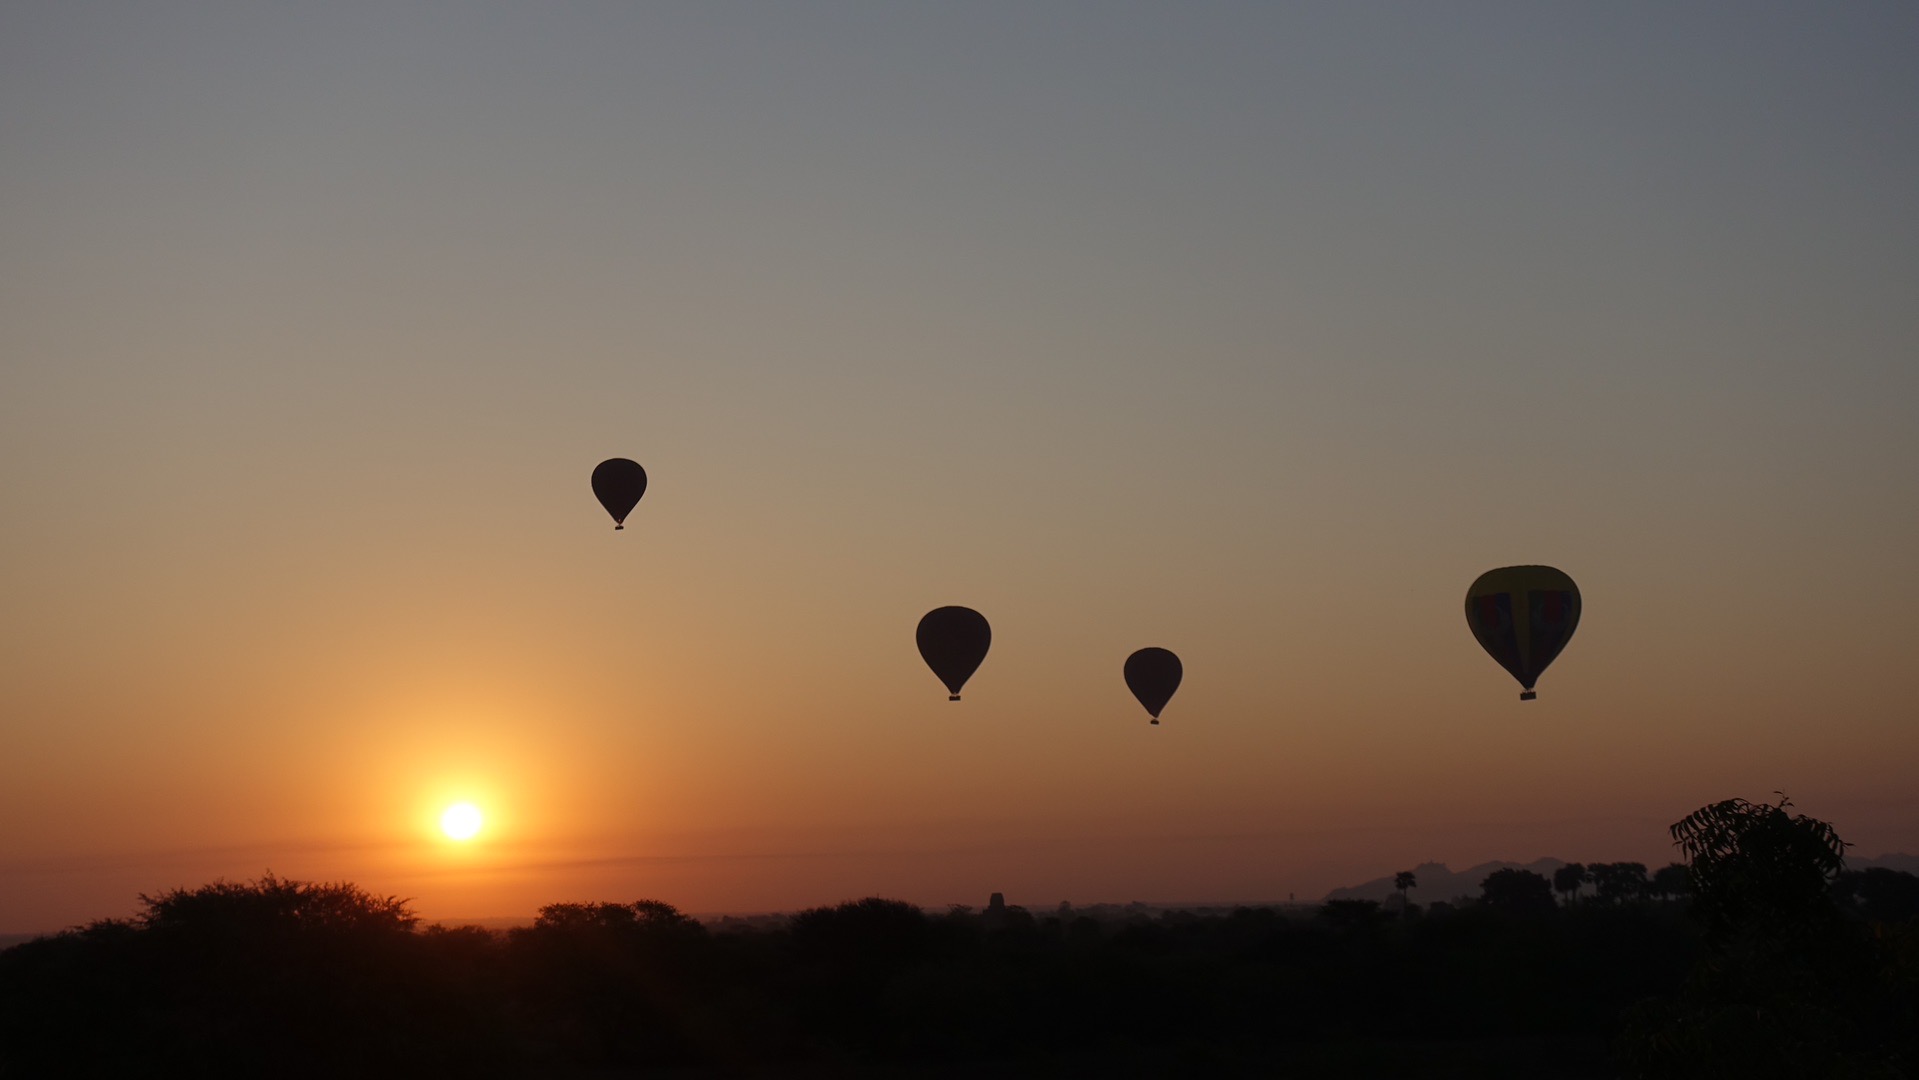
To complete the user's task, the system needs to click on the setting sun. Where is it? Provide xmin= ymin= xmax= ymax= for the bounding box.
xmin=439 ymin=803 xmax=483 ymax=841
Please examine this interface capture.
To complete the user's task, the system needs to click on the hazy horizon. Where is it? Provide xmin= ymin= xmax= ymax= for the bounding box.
xmin=5 ymin=3 xmax=1916 ymax=934
xmin=8 ymin=803 xmax=1912 ymax=934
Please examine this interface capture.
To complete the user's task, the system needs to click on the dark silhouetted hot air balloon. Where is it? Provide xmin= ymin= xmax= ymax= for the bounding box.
xmin=591 ymin=458 xmax=648 ymax=530
xmin=1124 ymin=647 xmax=1182 ymax=725
xmin=1464 ymin=565 xmax=1581 ymax=700
xmin=916 ymin=606 xmax=990 ymax=701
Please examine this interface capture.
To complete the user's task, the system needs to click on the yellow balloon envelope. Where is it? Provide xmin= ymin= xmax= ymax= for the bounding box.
xmin=1464 ymin=566 xmax=1581 ymax=700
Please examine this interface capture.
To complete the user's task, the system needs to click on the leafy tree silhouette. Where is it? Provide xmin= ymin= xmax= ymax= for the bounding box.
xmin=784 ymin=898 xmax=943 ymax=1056
xmin=531 ymin=898 xmax=704 ymax=938
xmin=1318 ymin=898 xmax=1389 ymax=933
xmin=1673 ymin=795 xmax=1844 ymax=946
xmin=508 ymin=898 xmax=715 ymax=1068
xmin=1 ymin=869 xmax=1734 ymax=1077
xmin=789 ymin=897 xmax=936 ymax=969
xmin=1553 ymin=862 xmax=1588 ymax=907
xmin=0 ymin=873 xmax=512 ymax=1077
xmin=1834 ymin=867 xmax=1919 ymax=925
xmin=1647 ymin=863 xmax=1689 ymax=903
xmin=137 ymin=871 xmax=417 ymax=935
xmin=1480 ymin=868 xmax=1556 ymax=915
xmin=1590 ymin=862 xmax=1649 ymax=906
xmin=1618 ymin=794 xmax=1909 ymax=1078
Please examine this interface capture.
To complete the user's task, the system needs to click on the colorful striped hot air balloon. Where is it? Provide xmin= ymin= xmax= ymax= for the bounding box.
xmin=1464 ymin=566 xmax=1581 ymax=700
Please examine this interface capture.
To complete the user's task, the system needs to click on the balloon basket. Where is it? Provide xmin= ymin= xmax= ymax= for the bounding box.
xmin=1150 ymin=719 xmax=1160 ymax=725
xmin=1519 ymin=690 xmax=1536 ymax=701
xmin=948 ymin=695 xmax=961 ymax=702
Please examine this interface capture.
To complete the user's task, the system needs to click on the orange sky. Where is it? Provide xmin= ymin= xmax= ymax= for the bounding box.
xmin=4 ymin=4 xmax=1917 ymax=931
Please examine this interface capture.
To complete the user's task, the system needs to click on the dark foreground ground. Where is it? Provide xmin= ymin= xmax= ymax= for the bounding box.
xmin=3 ymin=862 xmax=1915 ymax=1078
xmin=616 ymin=1035 xmax=1619 ymax=1079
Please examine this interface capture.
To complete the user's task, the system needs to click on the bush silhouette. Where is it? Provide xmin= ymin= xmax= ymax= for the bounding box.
xmin=0 ymin=874 xmax=514 ymax=1077
xmin=1619 ymin=795 xmax=1915 ymax=1078
xmin=1836 ymin=868 xmax=1919 ymax=926
xmin=506 ymin=898 xmax=718 ymax=1069
xmin=1480 ymin=869 xmax=1557 ymax=915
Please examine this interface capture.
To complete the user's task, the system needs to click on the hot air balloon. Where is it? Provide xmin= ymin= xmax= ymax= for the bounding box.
xmin=1124 ymin=647 xmax=1182 ymax=725
xmin=916 ymin=606 xmax=990 ymax=701
xmin=1464 ymin=565 xmax=1581 ymax=700
xmin=591 ymin=458 xmax=648 ymax=530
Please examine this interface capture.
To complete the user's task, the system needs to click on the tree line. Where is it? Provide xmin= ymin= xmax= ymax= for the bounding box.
xmin=2 ymin=797 xmax=1914 ymax=1078
xmin=1383 ymin=860 xmax=1696 ymax=912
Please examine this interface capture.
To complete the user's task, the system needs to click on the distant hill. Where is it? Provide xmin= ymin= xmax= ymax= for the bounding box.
xmin=1856 ymin=853 xmax=1919 ymax=874
xmin=1322 ymin=859 xmax=1566 ymax=904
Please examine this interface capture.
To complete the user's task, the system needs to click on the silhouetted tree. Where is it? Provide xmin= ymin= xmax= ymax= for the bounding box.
xmin=1318 ymin=898 xmax=1388 ymax=933
xmin=1648 ymin=863 xmax=1689 ymax=903
xmin=1674 ymin=795 xmax=1845 ymax=945
xmin=1479 ymin=869 xmax=1556 ymax=915
xmin=789 ymin=897 xmax=934 ymax=966
xmin=1590 ymin=862 xmax=1649 ymax=906
xmin=1 ymin=867 xmax=1737 ymax=1077
xmin=782 ymin=898 xmax=944 ymax=1055
xmin=1834 ymin=867 xmax=1919 ymax=925
xmin=508 ymin=898 xmax=714 ymax=1069
xmin=1394 ymin=870 xmax=1417 ymax=906
xmin=1619 ymin=795 xmax=1907 ymax=1078
xmin=1553 ymin=862 xmax=1587 ymax=906
xmin=533 ymin=900 xmax=641 ymax=931
xmin=138 ymin=872 xmax=417 ymax=935
xmin=532 ymin=898 xmax=704 ymax=938
xmin=0 ymin=874 xmax=513 ymax=1077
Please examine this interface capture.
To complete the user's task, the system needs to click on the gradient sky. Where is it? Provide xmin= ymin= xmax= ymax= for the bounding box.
xmin=4 ymin=2 xmax=1916 ymax=932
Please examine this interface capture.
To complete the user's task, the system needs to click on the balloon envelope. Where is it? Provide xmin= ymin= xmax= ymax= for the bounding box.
xmin=916 ymin=606 xmax=990 ymax=701
xmin=1464 ymin=565 xmax=1581 ymax=699
xmin=591 ymin=458 xmax=648 ymax=530
xmin=1124 ymin=647 xmax=1182 ymax=724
